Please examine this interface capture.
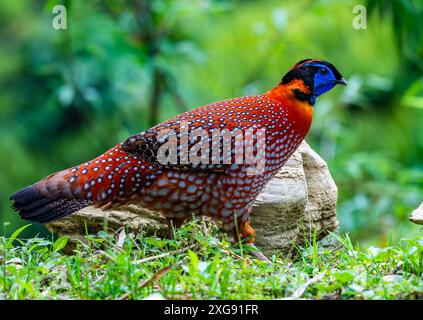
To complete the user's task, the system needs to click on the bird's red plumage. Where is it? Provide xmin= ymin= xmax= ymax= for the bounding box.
xmin=11 ymin=59 xmax=346 ymax=250
xmin=43 ymin=81 xmax=313 ymax=230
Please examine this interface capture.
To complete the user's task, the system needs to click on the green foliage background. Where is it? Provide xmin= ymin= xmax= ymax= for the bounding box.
xmin=0 ymin=0 xmax=422 ymax=246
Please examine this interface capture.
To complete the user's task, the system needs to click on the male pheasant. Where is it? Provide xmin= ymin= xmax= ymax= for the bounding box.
xmin=11 ymin=59 xmax=346 ymax=259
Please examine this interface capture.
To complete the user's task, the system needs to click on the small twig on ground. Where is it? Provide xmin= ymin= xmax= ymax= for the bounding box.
xmin=93 ymin=250 xmax=117 ymax=263
xmin=131 ymin=234 xmax=144 ymax=253
xmin=281 ymin=271 xmax=327 ymax=299
xmin=117 ymin=265 xmax=173 ymax=300
xmin=134 ymin=244 xmax=196 ymax=265
xmin=92 ymin=274 xmax=106 ymax=285
xmin=117 ymin=229 xmax=126 ymax=248
xmin=215 ymin=241 xmax=247 ymax=262
xmin=140 ymin=265 xmax=172 ymax=288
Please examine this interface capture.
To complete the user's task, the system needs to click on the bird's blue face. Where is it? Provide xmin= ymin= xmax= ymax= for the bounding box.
xmin=305 ymin=62 xmax=347 ymax=104
xmin=282 ymin=59 xmax=347 ymax=105
xmin=309 ymin=63 xmax=340 ymax=97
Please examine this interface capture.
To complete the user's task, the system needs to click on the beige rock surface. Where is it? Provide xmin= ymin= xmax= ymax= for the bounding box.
xmin=410 ymin=203 xmax=423 ymax=225
xmin=251 ymin=142 xmax=338 ymax=254
xmin=48 ymin=141 xmax=339 ymax=255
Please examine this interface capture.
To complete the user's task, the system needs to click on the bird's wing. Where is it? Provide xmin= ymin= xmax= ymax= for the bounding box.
xmin=121 ymin=97 xmax=255 ymax=173
xmin=121 ymin=125 xmax=229 ymax=173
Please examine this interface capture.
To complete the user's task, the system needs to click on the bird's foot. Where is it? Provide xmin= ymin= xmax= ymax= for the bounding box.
xmin=233 ymin=221 xmax=272 ymax=263
xmin=245 ymin=243 xmax=272 ymax=263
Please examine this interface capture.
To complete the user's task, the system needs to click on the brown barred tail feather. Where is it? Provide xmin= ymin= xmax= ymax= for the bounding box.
xmin=10 ymin=184 xmax=91 ymax=223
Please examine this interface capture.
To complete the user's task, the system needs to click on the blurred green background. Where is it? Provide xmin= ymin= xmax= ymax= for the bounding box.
xmin=0 ymin=0 xmax=422 ymax=246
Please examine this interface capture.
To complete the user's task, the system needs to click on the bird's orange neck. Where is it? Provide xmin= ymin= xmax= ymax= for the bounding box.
xmin=264 ymin=80 xmax=314 ymax=135
xmin=266 ymin=79 xmax=311 ymax=99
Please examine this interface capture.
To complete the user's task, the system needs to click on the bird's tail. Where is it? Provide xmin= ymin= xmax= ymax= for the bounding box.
xmin=10 ymin=144 xmax=155 ymax=223
xmin=11 ymin=183 xmax=91 ymax=223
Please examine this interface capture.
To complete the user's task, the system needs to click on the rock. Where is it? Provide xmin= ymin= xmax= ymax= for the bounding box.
xmin=47 ymin=141 xmax=339 ymax=255
xmin=410 ymin=203 xmax=423 ymax=225
xmin=48 ymin=205 xmax=169 ymax=244
xmin=252 ymin=142 xmax=338 ymax=255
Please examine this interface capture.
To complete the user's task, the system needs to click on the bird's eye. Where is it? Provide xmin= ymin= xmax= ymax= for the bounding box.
xmin=319 ymin=68 xmax=328 ymax=75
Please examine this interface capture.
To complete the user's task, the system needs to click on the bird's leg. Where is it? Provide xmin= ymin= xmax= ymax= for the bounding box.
xmin=235 ymin=221 xmax=272 ymax=263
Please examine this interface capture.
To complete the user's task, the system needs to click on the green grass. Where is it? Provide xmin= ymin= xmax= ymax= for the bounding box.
xmin=0 ymin=220 xmax=422 ymax=300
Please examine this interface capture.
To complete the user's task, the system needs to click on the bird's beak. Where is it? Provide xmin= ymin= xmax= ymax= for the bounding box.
xmin=336 ymin=78 xmax=348 ymax=86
